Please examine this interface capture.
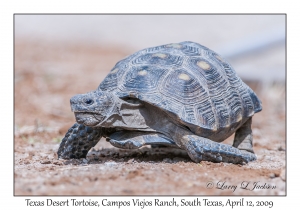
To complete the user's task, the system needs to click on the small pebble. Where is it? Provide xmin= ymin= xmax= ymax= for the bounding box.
xmin=82 ymin=159 xmax=88 ymax=164
xmin=53 ymin=152 xmax=58 ymax=159
xmin=163 ymin=158 xmax=173 ymax=163
xmin=269 ymin=173 xmax=276 ymax=178
xmin=127 ymin=158 xmax=135 ymax=163
xmin=40 ymin=160 xmax=51 ymax=164
xmin=99 ymin=166 xmax=105 ymax=170
xmin=53 ymin=161 xmax=63 ymax=166
xmin=24 ymin=160 xmax=31 ymax=164
xmin=280 ymin=169 xmax=286 ymax=181
xmin=105 ymin=161 xmax=117 ymax=167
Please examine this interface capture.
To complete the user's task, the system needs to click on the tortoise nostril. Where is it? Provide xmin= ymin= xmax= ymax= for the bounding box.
xmin=85 ymin=99 xmax=94 ymax=105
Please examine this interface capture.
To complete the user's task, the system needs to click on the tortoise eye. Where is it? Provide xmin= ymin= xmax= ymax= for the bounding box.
xmin=84 ymin=99 xmax=94 ymax=105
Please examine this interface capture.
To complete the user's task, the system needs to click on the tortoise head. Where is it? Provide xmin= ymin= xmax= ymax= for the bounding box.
xmin=70 ymin=90 xmax=117 ymax=126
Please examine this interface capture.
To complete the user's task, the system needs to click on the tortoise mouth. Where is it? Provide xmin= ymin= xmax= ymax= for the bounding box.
xmin=74 ymin=112 xmax=105 ymax=126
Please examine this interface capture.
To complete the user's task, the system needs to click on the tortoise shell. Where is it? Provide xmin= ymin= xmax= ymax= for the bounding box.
xmin=98 ymin=41 xmax=262 ymax=137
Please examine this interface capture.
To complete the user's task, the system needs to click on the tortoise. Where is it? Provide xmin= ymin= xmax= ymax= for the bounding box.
xmin=57 ymin=41 xmax=262 ymax=164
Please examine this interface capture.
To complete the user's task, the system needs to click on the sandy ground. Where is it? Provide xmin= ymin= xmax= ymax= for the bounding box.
xmin=14 ymin=40 xmax=286 ymax=195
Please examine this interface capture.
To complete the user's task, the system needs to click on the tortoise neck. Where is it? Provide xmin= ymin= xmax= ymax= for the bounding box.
xmin=97 ymin=98 xmax=153 ymax=131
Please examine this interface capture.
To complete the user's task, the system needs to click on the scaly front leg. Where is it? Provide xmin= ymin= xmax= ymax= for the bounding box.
xmin=57 ymin=123 xmax=103 ymax=159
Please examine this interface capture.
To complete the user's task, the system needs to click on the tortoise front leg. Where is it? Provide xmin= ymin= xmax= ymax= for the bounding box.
xmin=57 ymin=123 xmax=103 ymax=159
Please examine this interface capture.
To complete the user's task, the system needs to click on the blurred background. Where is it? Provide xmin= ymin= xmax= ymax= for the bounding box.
xmin=14 ymin=14 xmax=286 ymax=128
xmin=14 ymin=15 xmax=286 ymax=195
xmin=15 ymin=15 xmax=285 ymax=81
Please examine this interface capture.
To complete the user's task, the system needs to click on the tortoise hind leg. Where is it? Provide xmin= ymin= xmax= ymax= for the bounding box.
xmin=233 ymin=117 xmax=254 ymax=153
xmin=183 ymin=135 xmax=256 ymax=164
xmin=108 ymin=131 xmax=179 ymax=149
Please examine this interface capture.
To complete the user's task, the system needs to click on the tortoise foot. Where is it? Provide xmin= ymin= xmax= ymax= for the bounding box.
xmin=185 ymin=135 xmax=257 ymax=164
xmin=57 ymin=123 xmax=102 ymax=159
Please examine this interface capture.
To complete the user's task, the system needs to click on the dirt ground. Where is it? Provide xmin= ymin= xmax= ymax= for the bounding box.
xmin=14 ymin=40 xmax=286 ymax=195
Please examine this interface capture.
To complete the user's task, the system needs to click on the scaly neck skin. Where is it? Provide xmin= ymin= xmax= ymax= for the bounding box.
xmin=97 ymin=98 xmax=154 ymax=131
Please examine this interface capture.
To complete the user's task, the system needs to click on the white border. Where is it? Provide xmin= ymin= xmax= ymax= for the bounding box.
xmin=2 ymin=0 xmax=295 ymax=209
